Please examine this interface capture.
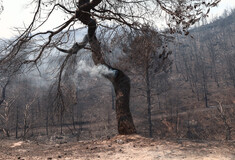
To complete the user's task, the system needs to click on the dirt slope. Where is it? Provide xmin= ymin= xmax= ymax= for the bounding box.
xmin=0 ymin=135 xmax=234 ymax=160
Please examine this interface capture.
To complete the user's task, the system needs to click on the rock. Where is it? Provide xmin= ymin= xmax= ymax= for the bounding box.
xmin=60 ymin=141 xmax=67 ymax=144
xmin=90 ymin=147 xmax=97 ymax=150
xmin=56 ymin=136 xmax=64 ymax=140
xmin=116 ymin=139 xmax=124 ymax=144
xmin=55 ymin=144 xmax=60 ymax=147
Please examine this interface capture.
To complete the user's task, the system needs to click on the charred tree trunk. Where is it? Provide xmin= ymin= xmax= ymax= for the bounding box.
xmin=202 ymin=69 xmax=209 ymax=108
xmin=217 ymin=102 xmax=232 ymax=140
xmin=110 ymin=70 xmax=136 ymax=134
xmin=46 ymin=105 xmax=49 ymax=136
xmin=75 ymin=0 xmax=136 ymax=134
xmin=0 ymin=77 xmax=10 ymax=106
xmin=60 ymin=106 xmax=63 ymax=135
xmin=15 ymin=105 xmax=19 ymax=138
xmin=111 ymin=86 xmax=115 ymax=110
xmin=146 ymin=67 xmax=153 ymax=137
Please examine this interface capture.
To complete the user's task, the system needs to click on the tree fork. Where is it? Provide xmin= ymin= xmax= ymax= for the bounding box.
xmin=76 ymin=0 xmax=136 ymax=134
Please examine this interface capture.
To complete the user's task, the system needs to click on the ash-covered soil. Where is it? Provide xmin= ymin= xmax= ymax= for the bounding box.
xmin=0 ymin=135 xmax=234 ymax=160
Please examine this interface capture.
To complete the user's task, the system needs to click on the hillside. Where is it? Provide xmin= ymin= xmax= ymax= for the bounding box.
xmin=0 ymin=10 xmax=234 ymax=142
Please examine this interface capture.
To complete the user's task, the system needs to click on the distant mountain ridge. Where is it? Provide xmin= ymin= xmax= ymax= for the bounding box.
xmin=191 ymin=9 xmax=235 ymax=33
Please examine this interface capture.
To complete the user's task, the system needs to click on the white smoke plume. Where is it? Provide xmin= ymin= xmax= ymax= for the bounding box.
xmin=77 ymin=60 xmax=117 ymax=78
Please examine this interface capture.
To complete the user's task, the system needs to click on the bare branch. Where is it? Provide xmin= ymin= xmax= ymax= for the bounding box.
xmin=55 ymin=34 xmax=89 ymax=54
xmin=24 ymin=15 xmax=76 ymax=64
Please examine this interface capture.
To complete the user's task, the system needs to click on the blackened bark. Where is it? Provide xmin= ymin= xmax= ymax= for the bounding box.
xmin=202 ymin=70 xmax=209 ymax=108
xmin=111 ymin=86 xmax=115 ymax=110
xmin=0 ymin=78 xmax=10 ymax=106
xmin=15 ymin=105 xmax=19 ymax=138
xmin=146 ymin=69 xmax=153 ymax=137
xmin=76 ymin=0 xmax=136 ymax=134
xmin=46 ymin=105 xmax=49 ymax=136
xmin=109 ymin=69 xmax=136 ymax=134
xmin=60 ymin=107 xmax=63 ymax=135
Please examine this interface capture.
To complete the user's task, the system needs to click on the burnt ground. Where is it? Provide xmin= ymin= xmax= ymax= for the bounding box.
xmin=0 ymin=134 xmax=234 ymax=160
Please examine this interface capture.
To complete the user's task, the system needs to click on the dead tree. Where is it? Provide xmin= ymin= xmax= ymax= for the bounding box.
xmin=0 ymin=0 xmax=221 ymax=135
xmin=0 ymin=99 xmax=15 ymax=137
xmin=0 ymin=76 xmax=11 ymax=106
xmin=114 ymin=28 xmax=172 ymax=137
xmin=216 ymin=101 xmax=232 ymax=140
xmin=22 ymin=95 xmax=36 ymax=138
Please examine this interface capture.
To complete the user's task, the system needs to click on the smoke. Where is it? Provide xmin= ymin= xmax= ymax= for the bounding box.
xmin=77 ymin=60 xmax=117 ymax=78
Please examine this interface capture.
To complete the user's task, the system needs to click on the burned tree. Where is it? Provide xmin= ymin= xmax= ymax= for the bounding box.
xmin=216 ymin=101 xmax=233 ymax=140
xmin=0 ymin=0 xmax=221 ymax=135
xmin=112 ymin=28 xmax=172 ymax=137
xmin=0 ymin=77 xmax=10 ymax=106
xmin=0 ymin=99 xmax=15 ymax=137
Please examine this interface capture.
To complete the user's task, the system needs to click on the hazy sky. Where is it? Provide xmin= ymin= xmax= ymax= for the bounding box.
xmin=0 ymin=0 xmax=234 ymax=39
